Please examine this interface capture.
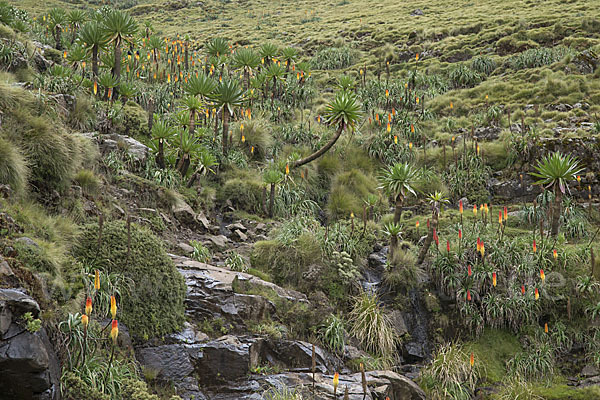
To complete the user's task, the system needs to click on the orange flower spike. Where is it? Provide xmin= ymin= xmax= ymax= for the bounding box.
xmin=385 ymin=89 xmax=389 ymax=98
xmin=85 ymin=297 xmax=92 ymax=316
xmin=468 ymin=265 xmax=472 ymax=276
xmin=499 ymin=210 xmax=502 ymax=224
xmin=503 ymin=206 xmax=508 ymax=221
xmin=481 ymin=242 xmax=485 ymax=257
xmin=285 ymin=164 xmax=289 ymax=176
xmin=544 ymin=323 xmax=549 ymax=333
xmin=446 ymin=240 xmax=450 ymax=253
xmin=410 ymin=124 xmax=415 ymax=133
xmin=110 ymin=320 xmax=119 ymax=345
xmin=81 ymin=314 xmax=89 ymax=330
xmin=415 ymin=221 xmax=420 ymax=229
xmin=110 ymin=295 xmax=117 ymax=319
xmin=470 ymin=352 xmax=474 ymax=368
xmin=521 ymin=285 xmax=526 ymax=295
xmin=492 ymin=272 xmax=497 ymax=287
xmin=459 ymin=200 xmax=463 ymax=214
xmin=467 ymin=290 xmax=471 ymax=301
xmin=458 ymin=229 xmax=462 ymax=240
xmin=394 ymin=135 xmax=398 ymax=144
xmin=415 ymin=53 xmax=419 ymax=62
xmin=476 ymin=237 xmax=481 ymax=253
xmin=388 ymin=113 xmax=392 ymax=123
xmin=409 ymin=142 xmax=413 ymax=150
xmin=93 ymin=80 xmax=98 ymax=95
xmin=333 ymin=372 xmax=339 ymax=393
xmin=535 ymin=288 xmax=539 ymax=300
xmin=533 ymin=239 xmax=537 ymax=253
xmin=553 ymin=249 xmax=558 ymax=260
xmin=387 ymin=122 xmax=391 ymax=133
xmin=473 ymin=204 xmax=477 ymax=216
xmin=94 ymin=269 xmax=100 ymax=290
xmin=540 ymin=269 xmax=545 ymax=282
xmin=450 ymin=101 xmax=454 ymax=109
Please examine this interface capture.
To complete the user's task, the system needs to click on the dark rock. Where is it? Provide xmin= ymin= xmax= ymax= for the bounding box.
xmin=0 ymin=289 xmax=60 ymax=400
xmin=197 ymin=335 xmax=253 ymax=385
xmin=173 ymin=256 xmax=306 ymax=331
xmin=404 ymin=341 xmax=425 ymax=362
xmin=410 ymin=8 xmax=424 ymax=16
xmin=252 ymin=339 xmax=337 ymax=374
xmin=136 ymin=343 xmax=206 ymax=400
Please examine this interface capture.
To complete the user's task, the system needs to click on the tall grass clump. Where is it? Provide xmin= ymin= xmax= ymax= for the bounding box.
xmin=349 ymin=292 xmax=397 ymax=362
xmin=0 ymin=136 xmax=29 ymax=194
xmin=420 ymin=342 xmax=482 ymax=400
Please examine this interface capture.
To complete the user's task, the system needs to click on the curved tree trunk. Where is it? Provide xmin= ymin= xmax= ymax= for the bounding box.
xmin=222 ymin=108 xmax=230 ymax=155
xmin=417 ymin=211 xmax=439 ymax=265
xmin=291 ymin=123 xmax=344 ymax=169
xmin=55 ymin=25 xmax=62 ymax=50
xmin=393 ymin=194 xmax=404 ymax=224
xmin=551 ymin=186 xmax=562 ymax=237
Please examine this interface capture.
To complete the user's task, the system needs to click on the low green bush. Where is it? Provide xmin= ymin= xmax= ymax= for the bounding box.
xmin=73 ymin=220 xmax=186 ymax=339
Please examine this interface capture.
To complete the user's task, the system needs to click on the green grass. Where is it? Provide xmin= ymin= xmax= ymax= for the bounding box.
xmin=465 ymin=329 xmax=521 ymax=383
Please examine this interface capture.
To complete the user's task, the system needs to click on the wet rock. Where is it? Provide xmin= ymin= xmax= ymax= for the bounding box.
xmin=0 ymin=289 xmax=60 ymax=400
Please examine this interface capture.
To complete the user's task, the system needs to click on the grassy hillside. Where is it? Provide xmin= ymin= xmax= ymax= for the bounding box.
xmin=2 ymin=0 xmax=600 ymax=399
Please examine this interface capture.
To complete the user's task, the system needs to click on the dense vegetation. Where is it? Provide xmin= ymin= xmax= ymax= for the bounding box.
xmin=1 ymin=0 xmax=600 ymax=398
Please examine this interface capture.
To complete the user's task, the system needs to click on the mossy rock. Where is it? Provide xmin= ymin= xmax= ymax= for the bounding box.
xmin=73 ymin=220 xmax=186 ymax=339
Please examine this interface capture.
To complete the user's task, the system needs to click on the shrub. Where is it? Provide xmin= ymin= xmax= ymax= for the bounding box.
xmin=218 ymin=169 xmax=265 ymax=214
xmin=449 ymin=64 xmax=482 ymax=88
xmin=471 ymin=55 xmax=497 ymax=75
xmin=327 ymin=169 xmax=378 ymax=220
xmin=507 ymin=46 xmax=574 ymax=70
xmin=349 ymin=292 xmax=397 ymax=362
xmin=62 ymin=372 xmax=111 ymax=400
xmin=233 ymin=117 xmax=273 ymax=159
xmin=74 ymin=169 xmax=101 ymax=196
xmin=116 ymin=101 xmax=149 ymax=137
xmin=73 ymin=220 xmax=186 ymax=339
xmin=0 ymin=136 xmax=28 ymax=194
xmin=311 ymin=46 xmax=357 ymax=70
xmin=262 ymin=385 xmax=304 ymax=400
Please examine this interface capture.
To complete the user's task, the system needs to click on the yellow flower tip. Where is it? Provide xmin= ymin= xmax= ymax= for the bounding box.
xmin=81 ymin=314 xmax=89 ymax=328
xmin=110 ymin=295 xmax=117 ymax=319
xmin=94 ymin=269 xmax=100 ymax=290
xmin=333 ymin=372 xmax=339 ymax=389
